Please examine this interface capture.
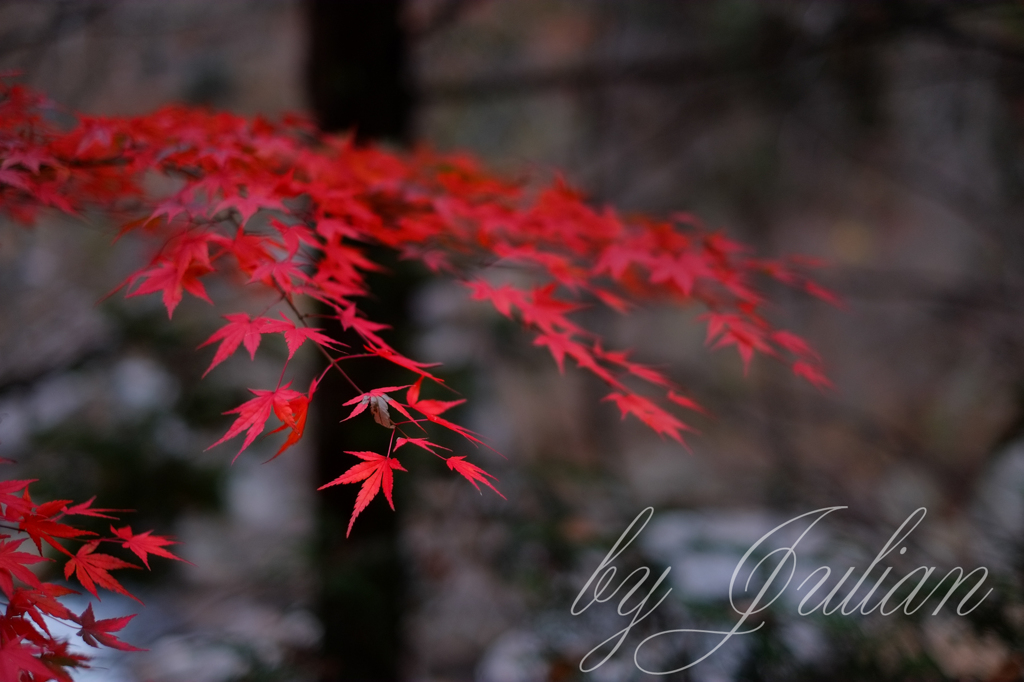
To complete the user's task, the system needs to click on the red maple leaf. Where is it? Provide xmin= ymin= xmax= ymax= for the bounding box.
xmin=803 ymin=280 xmax=843 ymax=307
xmin=666 ymin=391 xmax=709 ymax=415
xmin=338 ymin=305 xmax=390 ymax=346
xmin=700 ymin=312 xmax=774 ymax=373
xmin=772 ymin=330 xmax=819 ymax=361
xmin=0 ymin=539 xmax=45 ymax=598
xmin=792 ymin=361 xmax=833 ymax=391
xmin=466 ymin=280 xmax=527 ymax=318
xmin=9 ymin=583 xmax=77 ymax=629
xmin=0 ymin=479 xmax=35 ymax=496
xmin=0 ymin=636 xmax=54 ymax=682
xmin=647 ymin=251 xmax=710 ymax=296
xmin=19 ymin=508 xmax=94 ymax=556
xmin=145 ymin=195 xmax=192 ymax=227
xmin=214 ymin=185 xmax=288 ymax=225
xmin=405 ymin=378 xmax=465 ymax=417
xmin=596 ymin=345 xmax=675 ymax=389
xmin=120 ymin=233 xmax=218 ymax=318
xmin=37 ymin=636 xmax=90 ymax=678
xmin=594 ymin=243 xmax=651 ymax=281
xmin=109 ymin=526 xmax=187 ymax=570
xmin=533 ymin=331 xmax=585 ymax=374
xmin=317 ymin=451 xmax=407 ymax=536
xmin=198 ymin=313 xmax=292 ymax=376
xmin=220 ymin=226 xmax=275 ymax=275
xmin=265 ymin=377 xmax=319 ymax=460
xmin=125 ymin=258 xmax=213 ymax=318
xmin=271 ymin=313 xmax=341 ymax=359
xmin=248 ymin=257 xmax=310 ymax=294
xmin=519 ymin=284 xmax=584 ymax=335
xmin=23 ymin=179 xmax=76 ymax=214
xmin=2 ymin=147 xmax=55 ymax=174
xmin=75 ymin=604 xmax=144 ymax=652
xmin=446 ymin=456 xmax=505 ymax=499
xmin=591 ymin=287 xmax=631 ymax=313
xmin=63 ymin=540 xmax=140 ymax=602
xmin=207 ymin=384 xmax=305 ymax=461
xmin=603 ymin=392 xmax=694 ymax=445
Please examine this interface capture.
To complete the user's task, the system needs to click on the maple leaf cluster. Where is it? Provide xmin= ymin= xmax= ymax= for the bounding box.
xmin=0 ymin=75 xmax=835 ymax=536
xmin=0 ymin=473 xmax=185 ymax=681
xmin=0 ymin=77 xmax=834 ymax=678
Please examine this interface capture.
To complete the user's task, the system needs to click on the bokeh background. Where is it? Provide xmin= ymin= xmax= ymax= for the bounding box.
xmin=2 ymin=1 xmax=1024 ymax=680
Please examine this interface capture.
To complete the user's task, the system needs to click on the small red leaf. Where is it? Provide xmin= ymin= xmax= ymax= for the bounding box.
xmin=109 ymin=526 xmax=188 ymax=570
xmin=76 ymin=603 xmax=145 ymax=652
xmin=64 ymin=541 xmax=140 ymax=603
xmin=446 ymin=456 xmax=505 ymax=499
xmin=317 ymin=452 xmax=406 ymax=536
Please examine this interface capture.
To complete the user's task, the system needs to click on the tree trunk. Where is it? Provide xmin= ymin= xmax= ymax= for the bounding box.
xmin=305 ymin=2 xmax=415 ymax=680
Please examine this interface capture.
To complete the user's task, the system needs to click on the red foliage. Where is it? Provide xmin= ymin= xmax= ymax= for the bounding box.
xmin=317 ymin=451 xmax=408 ymax=536
xmin=0 ymin=474 xmax=181 ymax=681
xmin=0 ymin=77 xmax=834 ymax=677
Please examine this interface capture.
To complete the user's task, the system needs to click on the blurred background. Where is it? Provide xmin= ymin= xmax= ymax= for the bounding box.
xmin=2 ymin=1 xmax=1024 ymax=680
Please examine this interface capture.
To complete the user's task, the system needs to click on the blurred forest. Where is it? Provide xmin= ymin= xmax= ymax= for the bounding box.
xmin=3 ymin=1 xmax=1024 ymax=681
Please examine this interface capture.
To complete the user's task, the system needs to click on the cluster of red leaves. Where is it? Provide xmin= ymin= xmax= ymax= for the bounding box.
xmin=0 ymin=77 xmax=833 ymax=677
xmin=0 ymin=76 xmax=835 ymax=529
xmin=0 ymin=473 xmax=184 ymax=681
